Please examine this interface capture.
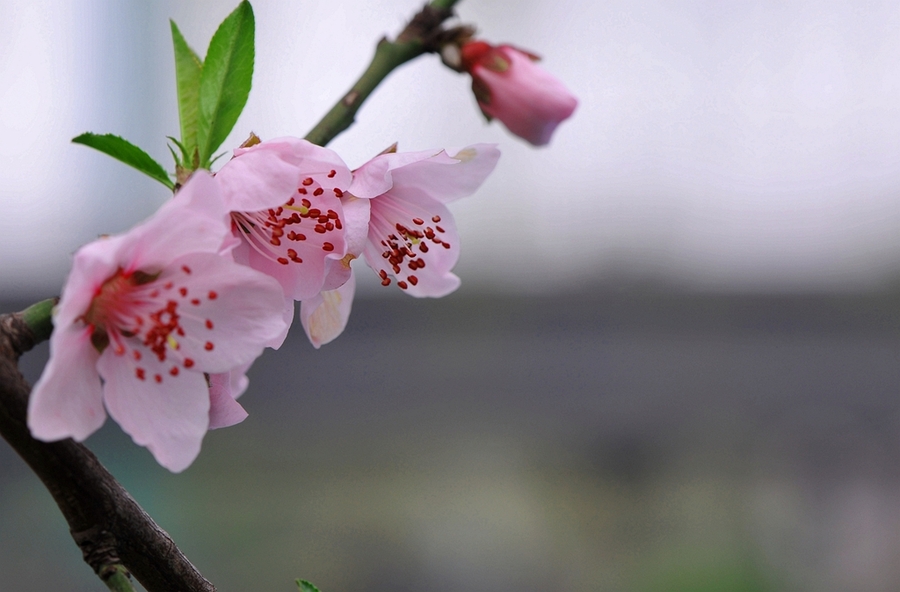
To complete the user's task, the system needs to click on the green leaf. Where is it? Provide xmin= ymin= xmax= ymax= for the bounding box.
xmin=196 ymin=1 xmax=254 ymax=168
xmin=296 ymin=580 xmax=321 ymax=592
xmin=73 ymin=133 xmax=174 ymax=189
xmin=170 ymin=20 xmax=203 ymax=164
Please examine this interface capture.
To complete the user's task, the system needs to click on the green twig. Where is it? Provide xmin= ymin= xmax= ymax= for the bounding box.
xmin=102 ymin=564 xmax=136 ymax=592
xmin=20 ymin=298 xmax=56 ymax=344
xmin=304 ymin=0 xmax=461 ymax=146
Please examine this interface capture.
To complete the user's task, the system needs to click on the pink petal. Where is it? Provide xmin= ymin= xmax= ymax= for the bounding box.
xmin=266 ymin=295 xmax=295 ymax=350
xmin=208 ymin=365 xmax=250 ymax=429
xmin=299 ymin=271 xmax=356 ymax=348
xmin=339 ymin=195 xmax=372 ymax=258
xmin=364 ymin=194 xmax=461 ymax=297
xmin=153 ymin=252 xmax=288 ymax=373
xmin=53 ymin=235 xmax=126 ymax=328
xmin=349 ymin=148 xmax=449 ymax=198
xmin=218 ymin=137 xmax=353 ymax=211
xmin=231 ymin=230 xmax=332 ymax=301
xmin=384 ymin=144 xmax=500 ymax=204
xmin=98 ymin=345 xmax=210 ymax=472
xmin=28 ymin=324 xmax=105 ymax=442
xmin=122 ymin=172 xmax=232 ymax=270
xmin=215 ymin=143 xmax=304 ymax=211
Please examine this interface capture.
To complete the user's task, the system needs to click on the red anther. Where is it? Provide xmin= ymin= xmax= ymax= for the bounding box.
xmin=333 ymin=188 xmax=344 ymax=197
xmin=436 ymin=226 xmax=446 ymax=233
xmin=179 ymin=287 xmax=188 ymax=296
xmin=328 ymin=169 xmax=336 ymax=178
xmin=318 ymin=216 xmax=329 ymax=224
xmin=327 ymin=210 xmax=339 ymax=219
xmin=133 ymin=350 xmax=142 ymax=360
xmin=313 ymin=188 xmax=324 ymax=196
xmin=184 ymin=358 xmax=195 ymax=368
xmin=442 ymin=242 xmax=451 ymax=249
xmin=335 ymin=219 xmax=343 ymax=229
xmin=204 ymin=341 xmax=214 ymax=351
xmin=205 ymin=319 xmax=214 ymax=329
xmin=302 ymin=177 xmax=314 ymax=186
xmin=154 ymin=374 xmax=163 ymax=383
xmin=277 ymin=257 xmax=289 ymax=264
xmin=432 ymin=215 xmax=441 ymax=223
xmin=381 ymin=277 xmax=391 ymax=286
xmin=181 ymin=265 xmax=192 ymax=274
xmin=286 ymin=197 xmax=295 ymax=206
xmin=308 ymin=208 xmax=321 ymax=218
xmin=398 ymin=281 xmax=408 ymax=289
xmin=270 ymin=237 xmax=281 ymax=246
xmin=136 ymin=368 xmax=146 ymax=380
xmin=301 ymin=199 xmax=312 ymax=208
xmin=413 ymin=218 xmax=424 ymax=225
xmin=408 ymin=275 xmax=419 ymax=285
xmin=170 ymin=366 xmax=179 ymax=376
xmin=322 ymin=242 xmax=334 ymax=252
xmin=419 ymin=243 xmax=429 ymax=253
xmin=298 ymin=187 xmax=307 ymax=194
xmin=315 ymin=224 xmax=326 ymax=234
xmin=191 ymin=298 xmax=200 ymax=306
xmin=325 ymin=222 xmax=334 ymax=231
xmin=208 ymin=291 xmax=218 ymax=300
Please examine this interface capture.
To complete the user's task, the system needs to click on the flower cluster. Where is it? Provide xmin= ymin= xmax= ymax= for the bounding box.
xmin=28 ymin=139 xmax=498 ymax=471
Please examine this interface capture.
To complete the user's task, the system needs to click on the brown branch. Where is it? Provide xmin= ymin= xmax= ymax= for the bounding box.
xmin=0 ymin=307 xmax=215 ymax=592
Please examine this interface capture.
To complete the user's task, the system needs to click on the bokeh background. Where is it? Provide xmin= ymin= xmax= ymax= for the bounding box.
xmin=2 ymin=1 xmax=900 ymax=590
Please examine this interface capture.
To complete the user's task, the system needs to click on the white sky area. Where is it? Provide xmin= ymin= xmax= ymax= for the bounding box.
xmin=2 ymin=0 xmax=900 ymax=298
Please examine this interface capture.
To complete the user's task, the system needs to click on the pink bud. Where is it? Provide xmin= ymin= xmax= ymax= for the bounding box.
xmin=461 ymin=41 xmax=577 ymax=146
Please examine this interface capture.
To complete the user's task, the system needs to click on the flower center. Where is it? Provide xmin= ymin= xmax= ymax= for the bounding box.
xmin=79 ymin=264 xmax=217 ymax=383
xmin=231 ymin=174 xmax=345 ymax=266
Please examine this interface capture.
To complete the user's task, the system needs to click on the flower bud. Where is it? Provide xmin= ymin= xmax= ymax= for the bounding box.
xmin=461 ymin=41 xmax=577 ymax=146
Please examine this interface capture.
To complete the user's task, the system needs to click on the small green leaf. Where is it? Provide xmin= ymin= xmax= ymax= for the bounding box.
xmin=196 ymin=1 xmax=254 ymax=168
xmin=73 ymin=133 xmax=174 ymax=189
xmin=170 ymin=20 xmax=203 ymax=163
xmin=296 ymin=580 xmax=321 ymax=592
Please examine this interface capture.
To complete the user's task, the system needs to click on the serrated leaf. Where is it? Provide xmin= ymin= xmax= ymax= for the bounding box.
xmin=196 ymin=1 xmax=254 ymax=168
xmin=296 ymin=580 xmax=321 ymax=592
xmin=170 ymin=20 xmax=203 ymax=163
xmin=73 ymin=133 xmax=174 ymax=189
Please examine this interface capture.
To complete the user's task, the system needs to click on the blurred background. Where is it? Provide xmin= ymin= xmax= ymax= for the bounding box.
xmin=2 ymin=0 xmax=900 ymax=590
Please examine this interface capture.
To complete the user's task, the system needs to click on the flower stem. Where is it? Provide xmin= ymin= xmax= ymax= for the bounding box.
xmin=102 ymin=565 xmax=136 ymax=592
xmin=20 ymin=298 xmax=56 ymax=344
xmin=304 ymin=0 xmax=462 ymax=146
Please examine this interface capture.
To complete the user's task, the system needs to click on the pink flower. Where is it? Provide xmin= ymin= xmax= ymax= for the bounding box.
xmin=297 ymin=144 xmax=500 ymax=348
xmin=461 ymin=41 xmax=577 ymax=146
xmin=214 ymin=137 xmax=352 ymax=303
xmin=27 ymin=173 xmax=287 ymax=472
